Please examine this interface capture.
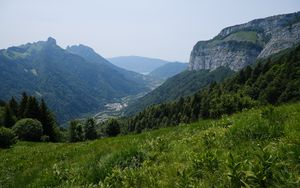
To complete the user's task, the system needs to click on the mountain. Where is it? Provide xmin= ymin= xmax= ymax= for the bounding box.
xmin=0 ymin=37 xmax=150 ymax=123
xmin=66 ymin=45 xmax=158 ymax=89
xmin=149 ymin=62 xmax=188 ymax=80
xmin=189 ymin=11 xmax=300 ymax=71
xmin=108 ymin=56 xmax=170 ymax=74
xmin=122 ymin=44 xmax=300 ymax=133
xmin=124 ymin=67 xmax=234 ymax=115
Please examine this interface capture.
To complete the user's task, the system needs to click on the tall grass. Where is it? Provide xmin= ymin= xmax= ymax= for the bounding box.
xmin=0 ymin=103 xmax=300 ymax=187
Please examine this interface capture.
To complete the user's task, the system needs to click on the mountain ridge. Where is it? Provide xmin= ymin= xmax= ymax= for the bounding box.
xmin=149 ymin=62 xmax=188 ymax=80
xmin=189 ymin=11 xmax=300 ymax=71
xmin=0 ymin=38 xmax=150 ymax=123
xmin=108 ymin=56 xmax=171 ymax=74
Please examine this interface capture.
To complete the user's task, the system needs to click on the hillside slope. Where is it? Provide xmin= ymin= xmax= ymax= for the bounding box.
xmin=0 ymin=38 xmax=149 ymax=122
xmin=190 ymin=11 xmax=300 ymax=71
xmin=108 ymin=56 xmax=170 ymax=74
xmin=125 ymin=67 xmax=234 ymax=115
xmin=149 ymin=62 xmax=188 ymax=80
xmin=1 ymin=103 xmax=299 ymax=187
xmin=66 ymin=45 xmax=158 ymax=89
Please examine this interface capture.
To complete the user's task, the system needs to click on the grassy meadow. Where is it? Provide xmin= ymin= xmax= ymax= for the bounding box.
xmin=1 ymin=103 xmax=300 ymax=187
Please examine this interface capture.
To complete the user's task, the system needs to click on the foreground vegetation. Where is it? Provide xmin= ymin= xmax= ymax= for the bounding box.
xmin=1 ymin=102 xmax=300 ymax=187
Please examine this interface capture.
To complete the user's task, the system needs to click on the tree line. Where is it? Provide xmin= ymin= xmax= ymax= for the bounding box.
xmin=0 ymin=93 xmax=62 ymax=147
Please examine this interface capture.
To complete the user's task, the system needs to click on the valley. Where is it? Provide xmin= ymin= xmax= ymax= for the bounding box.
xmin=1 ymin=6 xmax=300 ymax=188
xmin=93 ymin=92 xmax=147 ymax=123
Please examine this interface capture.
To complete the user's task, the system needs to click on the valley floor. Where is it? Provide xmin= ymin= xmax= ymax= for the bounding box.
xmin=1 ymin=103 xmax=300 ymax=187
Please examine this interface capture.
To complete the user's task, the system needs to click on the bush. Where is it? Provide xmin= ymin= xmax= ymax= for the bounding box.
xmin=12 ymin=118 xmax=43 ymax=141
xmin=0 ymin=127 xmax=16 ymax=148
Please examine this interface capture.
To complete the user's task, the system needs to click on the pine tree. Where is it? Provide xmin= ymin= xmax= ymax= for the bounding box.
xmin=24 ymin=96 xmax=40 ymax=119
xmin=39 ymin=99 xmax=59 ymax=142
xmin=84 ymin=118 xmax=97 ymax=140
xmin=18 ymin=92 xmax=28 ymax=118
xmin=105 ymin=119 xmax=120 ymax=137
xmin=3 ymin=105 xmax=15 ymax=128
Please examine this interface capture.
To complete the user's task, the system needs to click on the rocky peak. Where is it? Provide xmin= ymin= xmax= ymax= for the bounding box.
xmin=66 ymin=44 xmax=96 ymax=55
xmin=189 ymin=12 xmax=300 ymax=71
xmin=46 ymin=37 xmax=57 ymax=45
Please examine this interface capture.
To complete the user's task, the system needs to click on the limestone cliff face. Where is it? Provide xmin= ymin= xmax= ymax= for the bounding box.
xmin=189 ymin=12 xmax=300 ymax=71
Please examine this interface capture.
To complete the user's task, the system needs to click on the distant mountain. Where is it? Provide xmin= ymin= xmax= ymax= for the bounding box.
xmin=190 ymin=11 xmax=300 ymax=71
xmin=66 ymin=45 xmax=158 ymax=89
xmin=149 ymin=62 xmax=188 ymax=80
xmin=108 ymin=56 xmax=170 ymax=74
xmin=124 ymin=66 xmax=234 ymax=115
xmin=0 ymin=37 xmax=150 ymax=123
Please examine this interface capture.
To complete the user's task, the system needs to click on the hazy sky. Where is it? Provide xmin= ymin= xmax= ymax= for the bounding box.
xmin=0 ymin=0 xmax=299 ymax=62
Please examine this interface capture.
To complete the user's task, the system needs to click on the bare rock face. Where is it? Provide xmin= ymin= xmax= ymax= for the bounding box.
xmin=189 ymin=12 xmax=300 ymax=71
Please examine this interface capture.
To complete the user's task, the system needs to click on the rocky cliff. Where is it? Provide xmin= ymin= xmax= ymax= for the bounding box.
xmin=189 ymin=12 xmax=300 ymax=71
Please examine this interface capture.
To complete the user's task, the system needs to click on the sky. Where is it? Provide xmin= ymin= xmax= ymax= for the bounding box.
xmin=0 ymin=0 xmax=299 ymax=62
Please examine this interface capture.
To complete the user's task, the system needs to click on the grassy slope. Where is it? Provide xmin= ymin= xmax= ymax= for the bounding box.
xmin=224 ymin=31 xmax=259 ymax=43
xmin=1 ymin=103 xmax=300 ymax=187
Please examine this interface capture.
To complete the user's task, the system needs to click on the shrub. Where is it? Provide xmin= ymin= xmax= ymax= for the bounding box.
xmin=12 ymin=118 xmax=43 ymax=141
xmin=0 ymin=127 xmax=17 ymax=148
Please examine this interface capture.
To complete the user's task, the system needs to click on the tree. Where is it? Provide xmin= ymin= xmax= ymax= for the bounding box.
xmin=24 ymin=96 xmax=40 ymax=119
xmin=18 ymin=92 xmax=28 ymax=118
xmin=39 ymin=99 xmax=59 ymax=142
xmin=12 ymin=118 xmax=43 ymax=141
xmin=69 ymin=120 xmax=84 ymax=142
xmin=84 ymin=118 xmax=97 ymax=140
xmin=69 ymin=120 xmax=78 ymax=142
xmin=3 ymin=105 xmax=15 ymax=128
xmin=105 ymin=119 xmax=120 ymax=137
xmin=75 ymin=124 xmax=84 ymax=141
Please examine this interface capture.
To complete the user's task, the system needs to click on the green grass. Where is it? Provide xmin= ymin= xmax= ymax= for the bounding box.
xmin=224 ymin=31 xmax=259 ymax=43
xmin=203 ymin=31 xmax=259 ymax=48
xmin=1 ymin=103 xmax=300 ymax=187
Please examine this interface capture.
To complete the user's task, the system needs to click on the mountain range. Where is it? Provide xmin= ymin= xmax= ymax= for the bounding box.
xmin=0 ymin=38 xmax=154 ymax=122
xmin=1 ymin=12 xmax=300 ymax=123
